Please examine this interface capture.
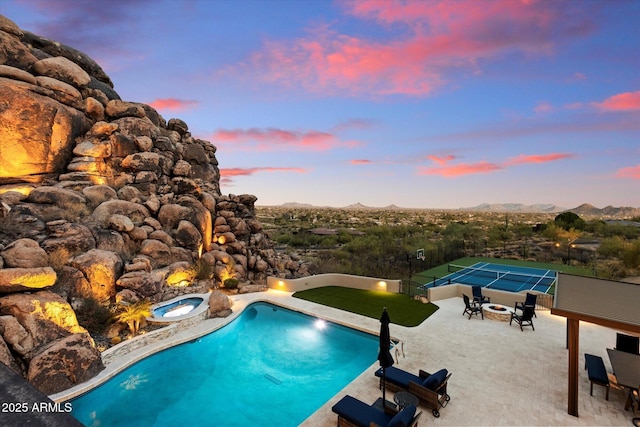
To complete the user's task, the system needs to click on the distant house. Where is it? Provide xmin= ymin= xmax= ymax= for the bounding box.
xmin=308 ymin=227 xmax=338 ymax=235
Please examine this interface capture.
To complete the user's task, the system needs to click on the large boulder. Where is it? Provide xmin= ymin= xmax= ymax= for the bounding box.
xmin=69 ymin=249 xmax=122 ymax=302
xmin=41 ymin=220 xmax=96 ymax=256
xmin=27 ymin=333 xmax=104 ymax=394
xmin=0 ymin=335 xmax=22 ymax=374
xmin=0 ymin=291 xmax=88 ymax=352
xmin=0 ymin=314 xmax=34 ymax=356
xmin=32 ymin=56 xmax=91 ymax=88
xmin=0 ymin=267 xmax=56 ymax=293
xmin=116 ymin=270 xmax=163 ymax=299
xmin=91 ymin=199 xmax=150 ymax=226
xmin=208 ymin=290 xmax=231 ymax=318
xmin=139 ymin=239 xmax=172 ymax=268
xmin=0 ymin=82 xmax=92 ymax=184
xmin=0 ymin=238 xmax=48 ymax=268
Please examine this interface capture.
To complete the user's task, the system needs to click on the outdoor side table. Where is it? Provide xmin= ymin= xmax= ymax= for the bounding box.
xmin=394 ymin=391 xmax=419 ymax=410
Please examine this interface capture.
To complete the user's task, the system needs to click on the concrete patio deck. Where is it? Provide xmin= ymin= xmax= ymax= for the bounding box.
xmin=295 ymin=293 xmax=634 ymax=427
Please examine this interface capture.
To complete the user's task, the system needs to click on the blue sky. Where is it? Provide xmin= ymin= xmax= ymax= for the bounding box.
xmin=4 ymin=0 xmax=639 ymax=209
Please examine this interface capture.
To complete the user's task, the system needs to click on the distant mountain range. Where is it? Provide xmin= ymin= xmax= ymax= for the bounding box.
xmin=268 ymin=202 xmax=640 ymax=218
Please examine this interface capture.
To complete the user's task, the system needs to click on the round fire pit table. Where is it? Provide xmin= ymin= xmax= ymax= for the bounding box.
xmin=481 ymin=304 xmax=514 ymax=322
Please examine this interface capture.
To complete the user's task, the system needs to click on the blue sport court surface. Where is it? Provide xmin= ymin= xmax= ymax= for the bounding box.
xmin=420 ymin=262 xmax=556 ymax=293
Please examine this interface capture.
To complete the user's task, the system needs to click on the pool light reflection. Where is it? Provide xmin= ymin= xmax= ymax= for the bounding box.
xmin=314 ymin=319 xmax=327 ymax=330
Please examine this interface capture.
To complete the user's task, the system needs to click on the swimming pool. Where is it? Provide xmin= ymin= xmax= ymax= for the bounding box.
xmin=70 ymin=302 xmax=379 ymax=426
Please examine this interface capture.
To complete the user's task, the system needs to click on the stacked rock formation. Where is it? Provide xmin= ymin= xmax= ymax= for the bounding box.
xmin=0 ymin=15 xmax=311 ymax=394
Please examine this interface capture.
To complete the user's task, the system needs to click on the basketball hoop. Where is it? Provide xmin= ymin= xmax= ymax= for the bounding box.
xmin=416 ymin=248 xmax=425 ymax=261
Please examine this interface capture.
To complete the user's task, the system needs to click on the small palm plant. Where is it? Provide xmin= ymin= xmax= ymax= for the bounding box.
xmin=115 ymin=300 xmax=152 ymax=336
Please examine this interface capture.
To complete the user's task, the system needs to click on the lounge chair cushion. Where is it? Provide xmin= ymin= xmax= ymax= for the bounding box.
xmin=377 ymin=366 xmax=420 ymax=388
xmin=387 ymin=404 xmax=416 ymax=427
xmin=332 ymin=395 xmax=390 ymax=427
xmin=422 ymin=368 xmax=448 ymax=391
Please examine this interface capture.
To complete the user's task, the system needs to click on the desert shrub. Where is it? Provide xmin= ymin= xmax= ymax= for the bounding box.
xmin=48 ymin=247 xmax=70 ymax=271
xmin=58 ymin=201 xmax=90 ymax=222
xmin=74 ymin=297 xmax=114 ymax=335
xmin=192 ymin=258 xmax=213 ymax=280
xmin=224 ymin=278 xmax=239 ymax=289
xmin=114 ymin=300 xmax=152 ymax=336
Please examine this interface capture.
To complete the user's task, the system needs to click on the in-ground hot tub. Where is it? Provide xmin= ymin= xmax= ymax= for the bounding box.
xmin=148 ymin=293 xmax=209 ymax=323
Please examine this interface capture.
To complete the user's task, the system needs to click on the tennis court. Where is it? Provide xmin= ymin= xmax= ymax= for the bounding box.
xmin=420 ymin=262 xmax=556 ymax=293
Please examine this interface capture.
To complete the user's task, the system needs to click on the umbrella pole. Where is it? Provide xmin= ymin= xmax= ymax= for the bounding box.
xmin=382 ymin=367 xmax=386 ymax=403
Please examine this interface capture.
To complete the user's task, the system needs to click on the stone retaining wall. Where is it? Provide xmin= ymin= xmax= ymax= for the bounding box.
xmin=101 ymin=307 xmax=208 ymax=366
xmin=267 ymin=273 xmax=400 ymax=293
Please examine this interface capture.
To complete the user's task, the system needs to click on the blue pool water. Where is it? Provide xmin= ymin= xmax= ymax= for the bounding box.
xmin=70 ymin=302 xmax=379 ymax=426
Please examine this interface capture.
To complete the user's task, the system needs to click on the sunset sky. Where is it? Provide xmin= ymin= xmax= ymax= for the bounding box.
xmin=4 ymin=0 xmax=639 ymax=209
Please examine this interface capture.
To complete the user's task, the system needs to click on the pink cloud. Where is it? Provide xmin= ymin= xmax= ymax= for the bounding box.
xmin=244 ymin=1 xmax=594 ymax=97
xmin=593 ymin=91 xmax=640 ymax=112
xmin=505 ymin=153 xmax=574 ymax=166
xmin=419 ymin=161 xmax=501 ymax=177
xmin=419 ymin=151 xmax=574 ymax=177
xmin=427 ymin=155 xmax=456 ymax=165
xmin=220 ymin=167 xmax=308 ymax=177
xmin=148 ymin=98 xmax=199 ymax=111
xmin=219 ymin=166 xmax=308 ymax=186
xmin=534 ymin=102 xmax=553 ymax=113
xmin=350 ymin=159 xmax=372 ymax=165
xmin=212 ymin=127 xmax=358 ymax=152
xmin=615 ymin=165 xmax=640 ymax=179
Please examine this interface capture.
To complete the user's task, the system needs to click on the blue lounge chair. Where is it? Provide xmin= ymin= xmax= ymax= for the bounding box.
xmin=375 ymin=366 xmax=451 ymax=417
xmin=331 ymin=395 xmax=420 ymax=427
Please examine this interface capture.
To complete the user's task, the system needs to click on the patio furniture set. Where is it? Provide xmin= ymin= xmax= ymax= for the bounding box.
xmin=463 ymin=286 xmax=537 ymax=331
xmin=584 ymin=333 xmax=639 ymax=421
xmin=331 ymin=365 xmax=452 ymax=426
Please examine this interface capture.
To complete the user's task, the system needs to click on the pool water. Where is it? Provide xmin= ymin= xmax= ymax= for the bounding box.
xmin=70 ymin=302 xmax=379 ymax=426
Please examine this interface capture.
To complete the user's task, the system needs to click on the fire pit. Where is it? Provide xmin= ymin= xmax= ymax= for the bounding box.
xmin=482 ymin=304 xmax=513 ymax=321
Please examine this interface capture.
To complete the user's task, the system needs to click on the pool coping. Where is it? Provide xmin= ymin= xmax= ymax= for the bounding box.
xmin=49 ymin=289 xmax=390 ymax=404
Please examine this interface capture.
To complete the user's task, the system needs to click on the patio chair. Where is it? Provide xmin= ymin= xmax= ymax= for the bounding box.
xmin=331 ymin=395 xmax=421 ymax=427
xmin=514 ymin=292 xmax=537 ymax=318
xmin=615 ymin=332 xmax=640 ymax=355
xmin=510 ymin=305 xmax=535 ymax=331
xmin=472 ymin=285 xmax=490 ymax=305
xmin=375 ymin=366 xmax=451 ymax=417
xmin=463 ymin=294 xmax=484 ymax=320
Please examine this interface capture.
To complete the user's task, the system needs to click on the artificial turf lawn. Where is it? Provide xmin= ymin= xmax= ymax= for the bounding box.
xmin=292 ymin=286 xmax=439 ymax=327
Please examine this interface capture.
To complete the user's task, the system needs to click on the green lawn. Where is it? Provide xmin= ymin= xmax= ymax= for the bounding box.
xmin=292 ymin=286 xmax=438 ymax=327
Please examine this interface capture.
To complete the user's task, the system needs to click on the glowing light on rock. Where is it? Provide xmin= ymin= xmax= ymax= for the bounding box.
xmin=166 ymin=271 xmax=191 ymax=287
